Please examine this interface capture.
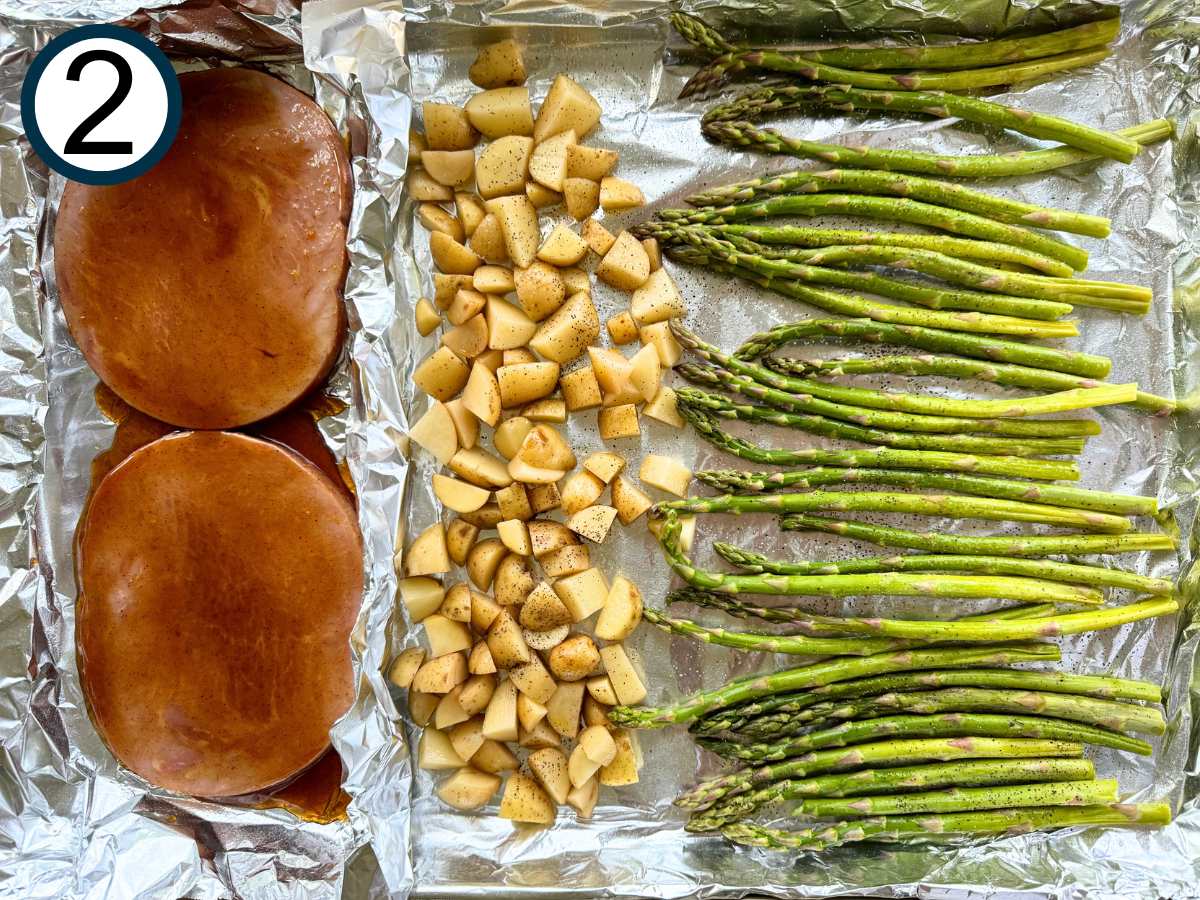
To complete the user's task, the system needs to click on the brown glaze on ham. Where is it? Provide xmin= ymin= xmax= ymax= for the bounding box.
xmin=76 ymin=431 xmax=362 ymax=798
xmin=56 ymin=68 xmax=351 ymax=429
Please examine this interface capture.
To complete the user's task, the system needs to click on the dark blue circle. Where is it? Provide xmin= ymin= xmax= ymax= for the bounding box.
xmin=21 ymin=24 xmax=181 ymax=186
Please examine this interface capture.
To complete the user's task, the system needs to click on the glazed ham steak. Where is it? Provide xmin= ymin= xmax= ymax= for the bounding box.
xmin=56 ymin=67 xmax=351 ymax=429
xmin=76 ymin=431 xmax=363 ymax=797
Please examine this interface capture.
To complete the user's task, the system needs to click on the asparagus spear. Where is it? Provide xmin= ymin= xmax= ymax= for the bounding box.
xmin=763 ymin=354 xmax=1176 ymax=416
xmin=666 ymin=246 xmax=1081 ymax=339
xmin=694 ymin=467 xmax=1157 ymax=517
xmin=609 ymin=643 xmax=1061 ymax=730
xmin=677 ymin=363 xmax=1099 ymax=437
xmin=733 ymin=687 xmax=1167 ymax=738
xmin=707 ymin=544 xmax=1173 ymax=595
xmin=669 ymin=13 xmax=1121 ymax=70
xmin=678 ymin=403 xmax=1082 ymax=481
xmin=735 ymin=317 xmax=1111 ymax=379
xmin=688 ymin=757 xmax=1097 ymax=831
xmin=683 ymin=168 xmax=1111 ymax=237
xmin=701 ymin=83 xmax=1139 ymax=163
xmin=678 ymin=387 xmax=1092 ymax=457
xmin=658 ymin=195 xmax=1090 ymax=271
xmin=692 ymin=667 xmax=1163 ymax=737
xmin=780 ymin=512 xmax=1176 ymax=555
xmin=676 ymin=735 xmax=1080 ymax=809
xmin=721 ymin=803 xmax=1172 ymax=850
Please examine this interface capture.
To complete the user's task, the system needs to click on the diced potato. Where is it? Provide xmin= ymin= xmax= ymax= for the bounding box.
xmin=539 ymin=543 xmax=591 ymax=578
xmin=425 ymin=612 xmax=474 ymax=658
xmin=529 ymin=129 xmax=576 ymax=193
xmin=466 ymin=87 xmax=534 ymax=139
xmin=447 ymin=287 xmax=486 ymax=326
xmin=387 ymin=647 xmax=426 ymax=689
xmin=528 ymin=520 xmax=575 ymax=557
xmin=486 ymin=610 xmax=531 ymax=669
xmin=642 ymin=237 xmax=662 ymax=271
xmin=631 ymin=267 xmax=686 ymax=326
xmin=495 ymin=489 xmax=533 ymax=529
xmin=517 ymin=692 xmax=548 ymax=732
xmin=528 ymin=482 xmax=561 ymax=514
xmin=418 ymin=203 xmax=464 ymax=242
xmin=419 ymin=727 xmax=467 ymax=770
xmin=499 ymin=773 xmax=556 ymax=825
xmin=434 ymin=273 xmax=475 ymax=310
xmin=581 ymin=218 xmax=616 ymax=256
xmin=484 ymin=297 xmax=537 ymax=351
xmin=409 ymin=691 xmax=439 ymax=726
xmin=599 ymin=176 xmax=644 ymax=212
xmin=415 ymin=297 xmax=442 ymax=337
xmin=497 ymin=519 xmax=531 ymax=555
xmin=442 ymin=314 xmax=489 ymax=359
xmin=507 ymin=456 xmax=565 ymax=485
xmin=414 ymin=346 xmax=470 ymax=401
xmin=513 ymin=260 xmax=565 ymax=322
xmin=461 ymin=363 xmax=501 ymax=426
xmin=473 ymin=738 xmax=520 ymax=774
xmin=523 ymin=623 xmax=569 ymax=651
xmin=582 ymin=693 xmax=611 ymax=728
xmin=534 ymin=74 xmax=601 ymax=143
xmin=628 ymin=344 xmax=661 ymax=402
xmin=559 ymin=266 xmax=590 ymax=294
xmin=567 ymin=775 xmax=598 ymax=818
xmin=528 ymin=747 xmax=571 ymax=805
xmin=409 ymin=168 xmax=453 ymax=202
xmin=520 ymin=582 xmax=572 ymax=630
xmin=468 ymin=213 xmax=508 ymax=264
xmin=529 ymin=291 xmax=599 ymax=365
xmin=601 ymin=380 xmax=642 ymax=409
xmin=405 ymin=522 xmax=450 ymax=576
xmin=554 ymin=568 xmax=609 ymax=622
xmin=475 ymin=134 xmax=533 ymax=200
xmin=596 ymin=231 xmax=651 ymax=291
xmin=455 ymin=192 xmax=487 ymax=236
xmin=431 ymin=231 xmax=483 ymax=275
xmin=482 ymin=678 xmax=519 ymax=741
xmin=599 ymin=644 xmax=646 ymax=705
xmin=457 ymin=673 xmax=497 ymax=717
xmin=517 ymin=185 xmax=555 ymax=215
xmin=598 ymin=404 xmax=640 ymax=440
xmin=639 ymin=454 xmax=692 ymax=497
xmin=560 ymin=470 xmax=605 ymax=516
xmin=595 ymin=575 xmax=643 ymax=642
xmin=565 ymin=144 xmax=618 ymax=181
xmin=562 ymin=177 xmax=600 ymax=220
xmin=470 ymin=38 xmax=526 ymax=89
xmin=586 ymin=346 xmax=631 ymax=396
xmin=586 ymin=675 xmax=619 ymax=706
xmin=509 ymin=654 xmax=557 ymax=704
xmin=494 ymin=418 xmax=533 ymax=461
xmin=537 ymin=223 xmax=588 ymax=267
xmin=400 ymin=576 xmax=444 ymax=622
xmin=484 ymin=195 xmax=541 ymax=269
xmin=474 ymin=264 xmax=515 ymax=293
xmin=583 ymin=451 xmax=625 ymax=484
xmin=423 ymin=101 xmax=478 ymax=150
xmin=459 ymin=502 xmax=503 ymax=528
xmin=579 ymin=724 xmax=618 ymax=766
xmin=546 ymin=680 xmax=585 ymax=739
xmin=566 ymin=505 xmax=617 ymax=544
xmin=639 ymin=320 xmax=683 ymax=367
xmin=408 ymin=128 xmax=427 ymax=166
xmin=438 ymin=767 xmax=501 ymax=811
xmin=497 ymin=361 xmax=560 ymax=408
xmin=409 ymin=401 xmax=457 ymax=465
xmin=600 ymin=729 xmax=641 ymax=786
xmin=413 ymin=651 xmax=469 ymax=694
xmin=439 ymin=583 xmax=473 ymax=622
xmin=465 ymin=542 xmax=505 ymax=599
xmin=560 ymin=367 xmax=601 ymax=411
xmin=450 ymin=447 xmax=513 ymax=488
xmin=644 ymin=385 xmax=684 ymax=427
xmin=433 ymin=474 xmax=490 ymax=515
xmin=520 ymin=718 xmax=563 ymax=750
xmin=521 ymin=397 xmax=567 ymax=423
xmin=606 ymin=311 xmax=638 ymax=345
xmin=477 ymin=347 xmax=504 ymax=372
xmin=422 ymin=149 xmax=475 ymax=188
xmin=549 ymin=633 xmax=601 ymax=682
xmin=568 ymin=743 xmax=601 ymax=789
xmin=493 ymin=552 xmax=535 ymax=605
xmin=516 ymin=423 xmax=576 ymax=470
xmin=448 ymin=716 xmax=487 ymax=761
xmin=447 ymin=519 xmax=480 ymax=568
xmin=468 ymin=642 xmax=497 ymax=678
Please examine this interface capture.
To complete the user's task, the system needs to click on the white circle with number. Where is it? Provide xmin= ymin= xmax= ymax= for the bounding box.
xmin=22 ymin=25 xmax=180 ymax=185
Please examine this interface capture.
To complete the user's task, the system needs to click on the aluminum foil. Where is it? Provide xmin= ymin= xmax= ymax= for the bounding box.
xmin=4 ymin=0 xmax=1200 ymax=898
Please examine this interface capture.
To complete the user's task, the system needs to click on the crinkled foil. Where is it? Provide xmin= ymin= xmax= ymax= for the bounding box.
xmin=4 ymin=0 xmax=1200 ymax=897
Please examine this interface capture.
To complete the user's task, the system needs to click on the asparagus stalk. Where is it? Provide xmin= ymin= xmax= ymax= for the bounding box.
xmin=692 ymin=667 xmax=1163 ymax=737
xmin=708 ymin=544 xmax=1173 ymax=595
xmin=678 ymin=387 xmax=1092 ymax=458
xmin=733 ymin=687 xmax=1167 ymax=738
xmin=677 ymin=362 xmax=1099 ymax=437
xmin=678 ymin=403 xmax=1082 ymax=481
xmin=694 ymin=467 xmax=1156 ymax=517
xmin=735 ymin=317 xmax=1111 ymax=379
xmin=666 ymin=245 xmax=1081 ymax=339
xmin=688 ymin=757 xmax=1097 ymax=831
xmin=780 ymin=512 xmax=1176 ymax=555
xmin=763 ymin=354 xmax=1176 ymax=416
xmin=702 ymin=117 xmax=1172 ymax=180
xmin=609 ymin=643 xmax=1060 ymax=731
xmin=721 ymin=803 xmax=1172 ymax=850
xmin=658 ymin=194 xmax=1090 ymax=271
xmin=684 ymin=168 xmax=1111 ymax=237
xmin=676 ymin=735 xmax=1079 ymax=809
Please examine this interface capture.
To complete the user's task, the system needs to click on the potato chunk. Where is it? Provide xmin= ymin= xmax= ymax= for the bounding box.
xmin=529 ymin=291 xmax=599 ymax=364
xmin=499 ymin=773 xmax=556 ymax=825
xmin=418 ymin=203 xmax=464 ymax=241
xmin=566 ymin=505 xmax=617 ymax=544
xmin=611 ymin=474 xmax=651 ymax=525
xmin=469 ymin=38 xmax=526 ymax=89
xmin=562 ymin=177 xmax=600 ymax=221
xmin=595 ymin=575 xmax=643 ymax=641
xmin=399 ymin=576 xmax=444 ymax=622
xmin=566 ymin=144 xmax=618 ymax=181
xmin=644 ymin=385 xmax=684 ymax=427
xmin=485 ymin=297 xmax=537 ymax=350
xmin=639 ymin=454 xmax=692 ymax=497
xmin=599 ymin=176 xmax=644 ymax=212
xmin=514 ymin=260 xmax=566 ymax=321
xmin=461 ymin=362 xmax=501 ymax=426
xmin=497 ymin=361 xmax=560 ymax=408
xmin=554 ymin=568 xmax=609 ymax=622
xmin=528 ymin=747 xmax=570 ymax=805
xmin=529 ymin=129 xmax=576 ymax=192
xmin=465 ymin=87 xmax=534 ymax=139
xmin=596 ymin=231 xmax=651 ymax=291
xmin=548 ymin=633 xmax=601 ymax=682
xmin=485 ymin=195 xmax=541 ymax=268
xmin=430 ymin=231 xmax=483 ymax=275
xmin=415 ymin=297 xmax=442 ymax=337
xmin=597 ymin=404 xmax=640 ymax=440
xmin=405 ymin=522 xmax=450 ymax=576
xmin=606 ymin=311 xmax=638 ymax=345
xmin=423 ymin=101 xmax=478 ymax=150
xmin=537 ymin=223 xmax=588 ymax=267
xmin=409 ymin=400 xmax=457 ymax=465
xmin=438 ymin=767 xmax=501 ymax=811
xmin=533 ymin=74 xmax=601 ymax=142
xmin=598 ymin=644 xmax=646 ymax=705
xmin=560 ymin=367 xmax=602 ymax=411
xmin=422 ymin=149 xmax=475 ymax=188
xmin=631 ymin=268 xmax=686 ymax=325
xmin=581 ymin=218 xmax=616 ymax=255
xmin=419 ymin=727 xmax=466 ymax=770
xmin=408 ymin=169 xmax=453 ymax=203
xmin=476 ymin=135 xmax=534 ymax=199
